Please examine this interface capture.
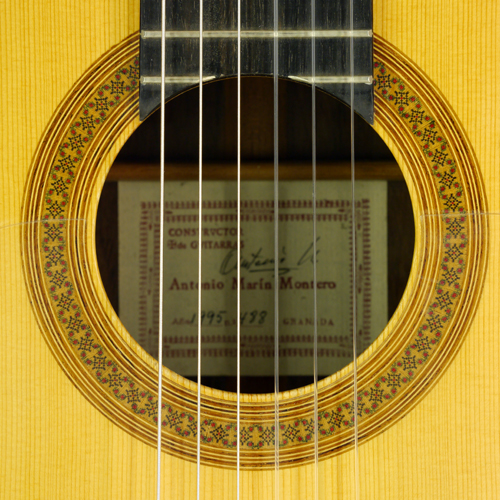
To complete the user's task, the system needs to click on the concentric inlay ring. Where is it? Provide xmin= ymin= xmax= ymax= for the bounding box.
xmin=22 ymin=33 xmax=487 ymax=468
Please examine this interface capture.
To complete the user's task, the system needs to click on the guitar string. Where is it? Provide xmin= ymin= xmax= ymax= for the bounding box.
xmin=197 ymin=0 xmax=204 ymax=496
xmin=237 ymin=0 xmax=242 ymax=495
xmin=311 ymin=0 xmax=319 ymax=496
xmin=273 ymin=0 xmax=280 ymax=494
xmin=156 ymin=2 xmax=361 ymax=498
xmin=349 ymin=0 xmax=360 ymax=498
xmin=157 ymin=0 xmax=167 ymax=496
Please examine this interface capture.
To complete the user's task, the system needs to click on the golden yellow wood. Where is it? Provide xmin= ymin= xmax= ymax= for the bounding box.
xmin=18 ymin=34 xmax=484 ymax=468
xmin=0 ymin=0 xmax=498 ymax=499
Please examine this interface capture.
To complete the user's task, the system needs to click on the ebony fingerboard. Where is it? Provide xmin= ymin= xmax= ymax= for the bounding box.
xmin=139 ymin=0 xmax=373 ymax=123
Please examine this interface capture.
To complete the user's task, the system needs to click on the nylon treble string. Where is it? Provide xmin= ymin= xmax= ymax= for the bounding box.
xmin=196 ymin=0 xmax=204 ymax=497
xmin=350 ymin=0 xmax=360 ymax=498
xmin=311 ymin=0 xmax=319 ymax=495
xmin=157 ymin=0 xmax=167 ymax=497
xmin=273 ymin=0 xmax=280 ymax=494
xmin=236 ymin=0 xmax=242 ymax=494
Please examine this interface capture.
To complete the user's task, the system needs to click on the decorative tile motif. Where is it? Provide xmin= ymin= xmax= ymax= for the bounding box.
xmin=29 ymin=43 xmax=477 ymax=465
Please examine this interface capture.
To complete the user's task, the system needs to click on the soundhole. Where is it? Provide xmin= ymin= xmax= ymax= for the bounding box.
xmin=96 ymin=77 xmax=414 ymax=394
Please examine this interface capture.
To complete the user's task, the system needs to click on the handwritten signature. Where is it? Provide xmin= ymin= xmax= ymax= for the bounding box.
xmin=219 ymin=239 xmax=320 ymax=276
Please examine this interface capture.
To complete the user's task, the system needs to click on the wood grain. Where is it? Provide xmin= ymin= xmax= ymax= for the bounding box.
xmin=21 ymin=34 xmax=482 ymax=468
xmin=0 ymin=1 xmax=499 ymax=499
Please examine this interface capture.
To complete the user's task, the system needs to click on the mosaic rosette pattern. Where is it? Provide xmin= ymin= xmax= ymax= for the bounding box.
xmin=23 ymin=34 xmax=486 ymax=468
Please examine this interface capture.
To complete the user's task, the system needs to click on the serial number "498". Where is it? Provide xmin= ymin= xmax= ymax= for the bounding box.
xmin=190 ymin=310 xmax=268 ymax=325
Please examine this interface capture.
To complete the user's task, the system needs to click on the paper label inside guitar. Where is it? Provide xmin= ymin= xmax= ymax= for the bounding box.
xmin=118 ymin=180 xmax=387 ymax=376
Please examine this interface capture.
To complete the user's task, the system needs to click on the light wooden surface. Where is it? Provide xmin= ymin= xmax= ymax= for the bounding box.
xmin=0 ymin=1 xmax=499 ymax=499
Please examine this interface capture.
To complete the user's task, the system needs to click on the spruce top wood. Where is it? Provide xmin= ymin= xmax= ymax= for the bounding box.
xmin=1 ymin=0 xmax=499 ymax=498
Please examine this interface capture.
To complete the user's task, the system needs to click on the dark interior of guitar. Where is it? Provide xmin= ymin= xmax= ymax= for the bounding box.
xmin=96 ymin=76 xmax=414 ymax=394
